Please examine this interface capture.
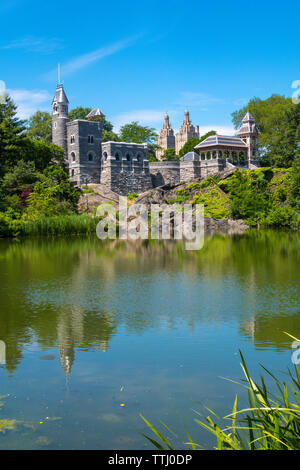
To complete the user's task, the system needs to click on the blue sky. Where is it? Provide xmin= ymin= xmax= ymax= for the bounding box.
xmin=1 ymin=0 xmax=300 ymax=135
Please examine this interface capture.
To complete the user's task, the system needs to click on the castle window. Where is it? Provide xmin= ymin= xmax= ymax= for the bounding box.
xmin=70 ymin=135 xmax=75 ymax=144
xmin=71 ymin=152 xmax=76 ymax=162
xmin=103 ymin=152 xmax=108 ymax=161
xmin=71 ymin=169 xmax=74 ymax=177
xmin=115 ymin=152 xmax=120 ymax=161
xmin=88 ymin=135 xmax=94 ymax=144
xmin=136 ymin=154 xmax=141 ymax=162
xmin=126 ymin=154 xmax=131 ymax=161
xmin=88 ymin=153 xmax=94 ymax=162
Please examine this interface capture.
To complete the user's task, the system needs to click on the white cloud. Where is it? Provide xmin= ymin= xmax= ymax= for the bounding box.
xmin=1 ymin=36 xmax=63 ymax=54
xmin=44 ymin=35 xmax=141 ymax=80
xmin=198 ymin=125 xmax=236 ymax=136
xmin=7 ymin=89 xmax=51 ymax=119
xmin=111 ymin=109 xmax=179 ymax=132
xmin=175 ymin=92 xmax=225 ymax=107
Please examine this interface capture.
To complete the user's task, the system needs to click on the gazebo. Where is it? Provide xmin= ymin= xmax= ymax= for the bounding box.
xmin=194 ymin=135 xmax=248 ymax=166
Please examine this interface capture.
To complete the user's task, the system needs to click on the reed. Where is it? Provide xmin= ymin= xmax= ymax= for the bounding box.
xmin=22 ymin=214 xmax=98 ymax=236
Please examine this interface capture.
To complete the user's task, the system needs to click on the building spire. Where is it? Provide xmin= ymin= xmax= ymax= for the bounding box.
xmin=184 ymin=108 xmax=190 ymax=123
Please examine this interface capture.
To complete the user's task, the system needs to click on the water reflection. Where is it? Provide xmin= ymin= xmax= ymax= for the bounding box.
xmin=0 ymin=230 xmax=299 ymax=375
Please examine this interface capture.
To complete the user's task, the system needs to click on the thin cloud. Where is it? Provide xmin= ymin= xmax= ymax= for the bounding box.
xmin=1 ymin=36 xmax=64 ymax=54
xmin=7 ymin=89 xmax=51 ymax=119
xmin=44 ymin=35 xmax=142 ymax=80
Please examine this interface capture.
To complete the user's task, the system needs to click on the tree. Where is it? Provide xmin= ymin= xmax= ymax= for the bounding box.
xmin=26 ymin=111 xmax=52 ymax=142
xmin=0 ymin=94 xmax=26 ymax=176
xmin=25 ymin=164 xmax=80 ymax=218
xmin=20 ymin=138 xmax=65 ymax=171
xmin=69 ymin=107 xmax=114 ymax=132
xmin=69 ymin=107 xmax=92 ymax=121
xmin=232 ymin=95 xmax=300 ymax=168
xmin=102 ymin=130 xmax=120 ymax=142
xmin=178 ymin=132 xmax=216 ymax=158
xmin=119 ymin=121 xmax=157 ymax=144
xmin=162 ymin=147 xmax=178 ymax=161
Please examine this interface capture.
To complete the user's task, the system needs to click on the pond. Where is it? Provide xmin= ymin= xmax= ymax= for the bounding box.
xmin=0 ymin=230 xmax=299 ymax=449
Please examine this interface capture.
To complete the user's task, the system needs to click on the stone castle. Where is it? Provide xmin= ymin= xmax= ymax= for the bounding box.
xmin=52 ymin=83 xmax=260 ymax=195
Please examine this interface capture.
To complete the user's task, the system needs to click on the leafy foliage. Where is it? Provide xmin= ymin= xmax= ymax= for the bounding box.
xmin=161 ymin=147 xmax=178 ymax=161
xmin=119 ymin=121 xmax=157 ymax=144
xmin=178 ymin=131 xmax=217 ymax=159
xmin=26 ymin=111 xmax=52 ymax=142
xmin=232 ymin=95 xmax=300 ymax=168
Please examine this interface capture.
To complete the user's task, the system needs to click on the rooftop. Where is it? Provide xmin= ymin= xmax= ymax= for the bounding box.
xmin=195 ymin=135 xmax=247 ymax=149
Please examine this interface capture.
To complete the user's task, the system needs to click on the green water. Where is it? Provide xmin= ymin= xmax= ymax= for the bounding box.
xmin=0 ymin=230 xmax=299 ymax=449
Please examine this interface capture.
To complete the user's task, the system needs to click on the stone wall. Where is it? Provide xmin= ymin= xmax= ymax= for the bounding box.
xmin=200 ymin=158 xmax=227 ymax=178
xmin=149 ymin=161 xmax=180 ymax=187
xmin=101 ymin=158 xmax=152 ymax=195
xmin=100 ymin=142 xmax=152 ymax=195
xmin=179 ymin=161 xmax=201 ymax=182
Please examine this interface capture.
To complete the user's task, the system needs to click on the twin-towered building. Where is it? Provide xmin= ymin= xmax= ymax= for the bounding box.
xmin=156 ymin=109 xmax=200 ymax=159
xmin=52 ymin=83 xmax=260 ymax=196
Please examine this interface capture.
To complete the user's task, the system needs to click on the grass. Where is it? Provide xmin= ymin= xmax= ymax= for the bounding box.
xmin=141 ymin=333 xmax=300 ymax=450
xmin=22 ymin=214 xmax=98 ymax=236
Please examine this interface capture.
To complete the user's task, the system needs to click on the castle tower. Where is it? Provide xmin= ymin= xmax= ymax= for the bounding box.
xmin=156 ymin=112 xmax=175 ymax=160
xmin=175 ymin=109 xmax=200 ymax=155
xmin=236 ymin=112 xmax=259 ymax=166
xmin=52 ymin=84 xmax=69 ymax=158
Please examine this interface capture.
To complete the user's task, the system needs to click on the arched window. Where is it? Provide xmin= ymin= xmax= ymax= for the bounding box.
xmin=136 ymin=153 xmax=141 ymax=162
xmin=70 ymin=135 xmax=75 ymax=144
xmin=115 ymin=152 xmax=120 ymax=161
xmin=103 ymin=152 xmax=108 ymax=161
xmin=88 ymin=153 xmax=94 ymax=162
xmin=126 ymin=153 xmax=131 ymax=161
xmin=71 ymin=169 xmax=74 ymax=177
xmin=70 ymin=152 xmax=76 ymax=162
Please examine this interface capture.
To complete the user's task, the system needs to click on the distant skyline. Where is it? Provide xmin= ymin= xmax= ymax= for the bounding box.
xmin=1 ymin=0 xmax=300 ymax=135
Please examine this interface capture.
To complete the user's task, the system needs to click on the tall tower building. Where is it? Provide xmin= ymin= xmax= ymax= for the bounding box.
xmin=52 ymin=84 xmax=69 ymax=158
xmin=236 ymin=112 xmax=259 ymax=165
xmin=175 ymin=109 xmax=200 ymax=155
xmin=156 ymin=113 xmax=175 ymax=160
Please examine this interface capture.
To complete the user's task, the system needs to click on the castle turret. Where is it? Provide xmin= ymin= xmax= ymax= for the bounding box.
xmin=236 ymin=112 xmax=259 ymax=166
xmin=52 ymin=84 xmax=69 ymax=158
xmin=156 ymin=112 xmax=175 ymax=160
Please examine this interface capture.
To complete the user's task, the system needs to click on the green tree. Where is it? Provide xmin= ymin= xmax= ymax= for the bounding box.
xmin=162 ymin=147 xmax=178 ymax=161
xmin=20 ymin=138 xmax=65 ymax=171
xmin=69 ymin=107 xmax=92 ymax=121
xmin=102 ymin=130 xmax=120 ymax=142
xmin=0 ymin=94 xmax=26 ymax=176
xmin=178 ymin=132 xmax=216 ymax=158
xmin=26 ymin=111 xmax=52 ymax=142
xmin=25 ymin=164 xmax=80 ymax=219
xmin=69 ymin=107 xmax=114 ymax=132
xmin=119 ymin=121 xmax=157 ymax=144
xmin=287 ymin=157 xmax=300 ymax=208
xmin=232 ymin=95 xmax=300 ymax=168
